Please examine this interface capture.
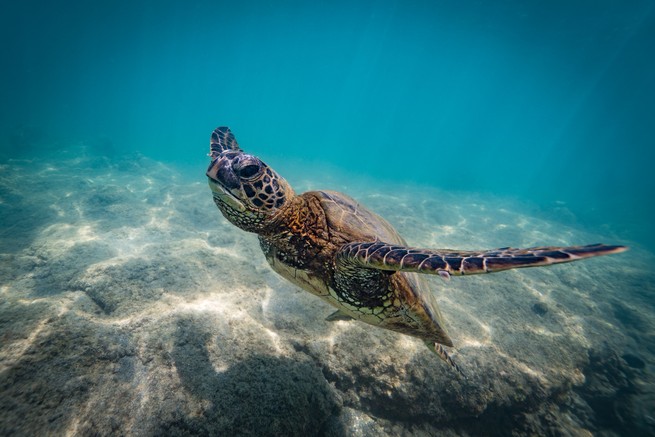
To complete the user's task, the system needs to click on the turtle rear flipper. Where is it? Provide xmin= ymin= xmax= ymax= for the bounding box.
xmin=325 ymin=310 xmax=355 ymax=321
xmin=429 ymin=341 xmax=466 ymax=379
xmin=336 ymin=242 xmax=628 ymax=277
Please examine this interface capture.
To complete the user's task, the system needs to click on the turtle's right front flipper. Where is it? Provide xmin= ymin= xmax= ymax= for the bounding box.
xmin=336 ymin=242 xmax=628 ymax=277
xmin=209 ymin=126 xmax=241 ymax=158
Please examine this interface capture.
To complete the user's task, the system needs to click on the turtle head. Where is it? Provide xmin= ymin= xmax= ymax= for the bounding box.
xmin=206 ymin=127 xmax=294 ymax=233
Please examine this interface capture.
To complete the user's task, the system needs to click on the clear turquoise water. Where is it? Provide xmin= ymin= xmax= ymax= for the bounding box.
xmin=1 ymin=3 xmax=655 ymax=434
xmin=1 ymin=1 xmax=653 ymax=244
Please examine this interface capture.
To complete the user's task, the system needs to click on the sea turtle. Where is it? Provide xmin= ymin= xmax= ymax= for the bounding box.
xmin=206 ymin=126 xmax=627 ymax=376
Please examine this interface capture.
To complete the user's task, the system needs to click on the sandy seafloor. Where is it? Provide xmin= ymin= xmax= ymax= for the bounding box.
xmin=1 ymin=146 xmax=654 ymax=437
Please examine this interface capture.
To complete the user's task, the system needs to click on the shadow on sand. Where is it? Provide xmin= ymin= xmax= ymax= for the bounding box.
xmin=167 ymin=316 xmax=343 ymax=436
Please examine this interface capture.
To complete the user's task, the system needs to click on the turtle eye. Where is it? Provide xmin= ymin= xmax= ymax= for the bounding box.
xmin=236 ymin=163 xmax=261 ymax=179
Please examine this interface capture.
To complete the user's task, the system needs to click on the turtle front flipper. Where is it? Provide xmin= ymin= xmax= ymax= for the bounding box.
xmin=336 ymin=242 xmax=628 ymax=277
xmin=209 ymin=126 xmax=241 ymax=158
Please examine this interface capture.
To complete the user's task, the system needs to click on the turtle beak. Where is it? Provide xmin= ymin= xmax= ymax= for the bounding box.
xmin=206 ymin=156 xmax=239 ymax=188
xmin=207 ymin=156 xmax=247 ymax=212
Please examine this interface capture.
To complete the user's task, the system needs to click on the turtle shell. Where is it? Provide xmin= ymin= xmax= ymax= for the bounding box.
xmin=313 ymin=190 xmax=452 ymax=346
xmin=314 ymin=190 xmax=406 ymax=246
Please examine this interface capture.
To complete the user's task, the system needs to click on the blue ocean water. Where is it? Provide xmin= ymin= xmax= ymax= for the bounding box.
xmin=1 ymin=1 xmax=655 ymax=435
xmin=1 ymin=0 xmax=654 ymax=249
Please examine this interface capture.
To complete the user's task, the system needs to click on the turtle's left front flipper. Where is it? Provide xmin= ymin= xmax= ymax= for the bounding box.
xmin=336 ymin=242 xmax=628 ymax=278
